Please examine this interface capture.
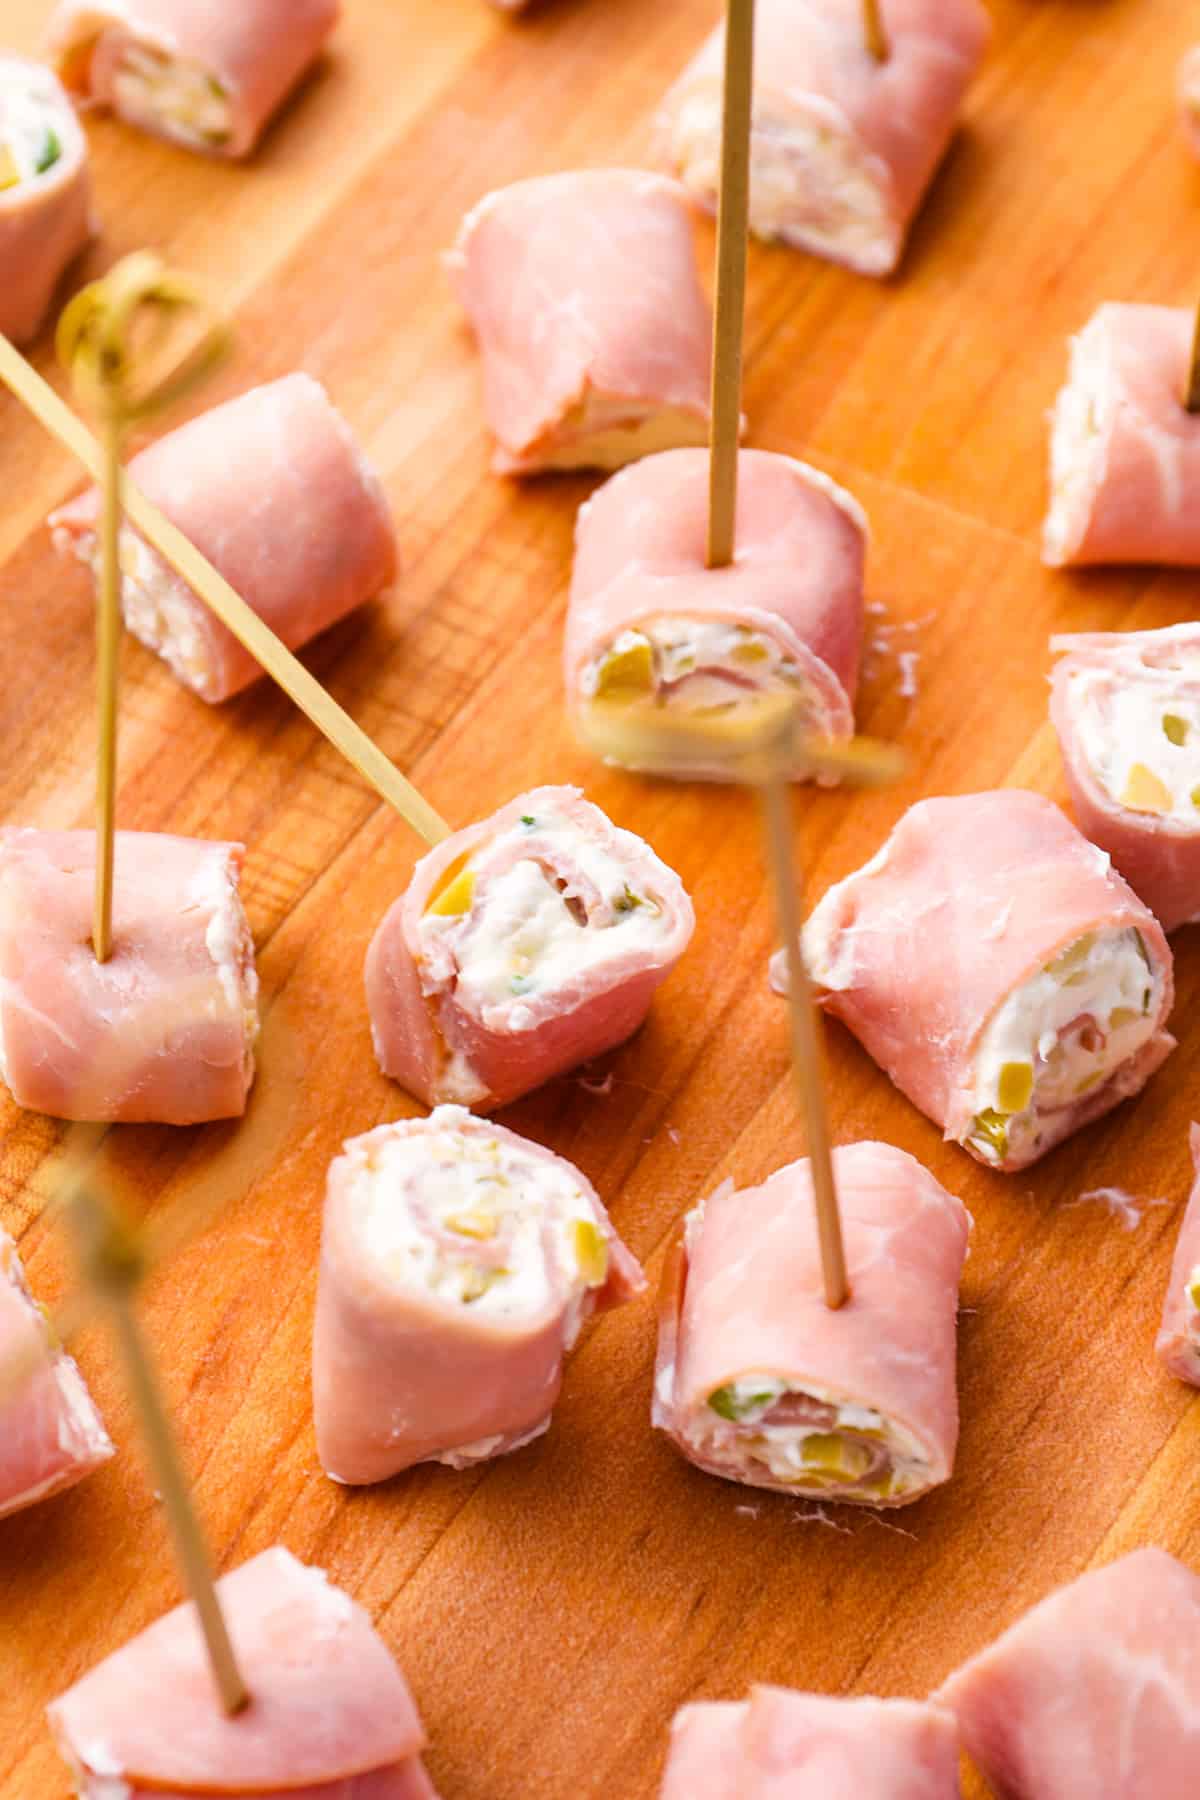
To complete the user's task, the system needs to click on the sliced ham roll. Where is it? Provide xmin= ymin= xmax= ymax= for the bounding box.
xmin=0 ymin=828 xmax=257 ymax=1124
xmin=1050 ymin=624 xmax=1200 ymax=932
xmin=47 ymin=1546 xmax=439 ymax=1797
xmin=1156 ymin=1123 xmax=1200 ymax=1387
xmin=45 ymin=0 xmax=339 ymax=159
xmin=0 ymin=55 xmax=92 ymax=347
xmin=1179 ymin=47 xmax=1200 ymax=157
xmin=449 ymin=169 xmax=712 ymax=475
xmin=565 ymin=449 xmax=866 ymax=782
xmin=0 ymin=1227 xmax=112 ymax=1520
xmin=313 ymin=1104 xmax=645 ymax=1482
xmin=366 ymin=786 xmax=694 ymax=1111
xmin=937 ymin=1548 xmax=1200 ymax=1798
xmin=50 ymin=373 xmax=396 ymax=705
xmin=657 ymin=0 xmax=990 ymax=278
xmin=803 ymin=792 xmax=1176 ymax=1172
xmin=1043 ymin=304 xmax=1200 ymax=567
xmin=661 ymin=1687 xmax=962 ymax=1799
xmin=654 ymin=1143 xmax=970 ymax=1506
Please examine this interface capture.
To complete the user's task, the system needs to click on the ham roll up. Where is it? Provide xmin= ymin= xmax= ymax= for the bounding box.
xmin=803 ymin=792 xmax=1175 ymax=1172
xmin=366 ymin=786 xmax=694 ymax=1111
xmin=1050 ymin=624 xmax=1200 ymax=932
xmin=47 ymin=1547 xmax=439 ymax=1798
xmin=1157 ymin=1124 xmax=1200 ymax=1387
xmin=658 ymin=0 xmax=990 ymax=277
xmin=314 ymin=1105 xmax=644 ymax=1482
xmin=0 ymin=1227 xmax=112 ymax=1520
xmin=0 ymin=828 xmax=257 ymax=1125
xmin=1179 ymin=47 xmax=1200 ymax=157
xmin=661 ymin=1688 xmax=962 ymax=1799
xmin=51 ymin=373 xmax=396 ymax=705
xmin=654 ymin=1143 xmax=970 ymax=1506
xmin=0 ymin=56 xmax=92 ymax=345
xmin=449 ymin=169 xmax=712 ymax=474
xmin=1044 ymin=304 xmax=1200 ymax=567
xmin=937 ymin=1548 xmax=1200 ymax=1798
xmin=46 ymin=0 xmax=339 ymax=159
xmin=565 ymin=449 xmax=866 ymax=781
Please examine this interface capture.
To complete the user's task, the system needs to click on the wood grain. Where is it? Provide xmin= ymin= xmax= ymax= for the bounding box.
xmin=2 ymin=2 xmax=1199 ymax=1796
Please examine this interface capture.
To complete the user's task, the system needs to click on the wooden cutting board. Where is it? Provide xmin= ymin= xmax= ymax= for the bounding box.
xmin=2 ymin=1 xmax=1198 ymax=1794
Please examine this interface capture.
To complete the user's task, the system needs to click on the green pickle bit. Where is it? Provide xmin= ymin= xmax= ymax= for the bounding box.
xmin=595 ymin=638 xmax=654 ymax=697
xmin=800 ymin=1433 xmax=873 ymax=1479
xmin=1163 ymin=713 xmax=1189 ymax=747
xmin=573 ymin=1219 xmax=609 ymax=1287
xmin=997 ymin=1061 xmax=1033 ymax=1115
xmin=971 ymin=1110 xmax=1009 ymax=1160
xmin=1187 ymin=1271 xmax=1200 ymax=1312
xmin=708 ymin=1385 xmax=778 ymax=1422
xmin=614 ymin=885 xmax=643 ymax=914
xmin=520 ymin=814 xmax=536 ymax=827
xmin=34 ymin=128 xmax=61 ymax=175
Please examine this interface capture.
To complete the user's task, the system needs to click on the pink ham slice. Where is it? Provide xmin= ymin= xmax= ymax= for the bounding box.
xmin=1179 ymin=47 xmax=1200 ymax=157
xmin=50 ymin=373 xmax=396 ymax=704
xmin=1050 ymin=624 xmax=1200 ymax=932
xmin=654 ymin=1142 xmax=970 ymax=1505
xmin=0 ymin=57 xmax=93 ymax=345
xmin=1043 ymin=304 xmax=1200 ymax=566
xmin=0 ymin=828 xmax=257 ymax=1125
xmin=1157 ymin=1123 xmax=1200 ymax=1386
xmin=47 ymin=1546 xmax=439 ymax=1797
xmin=0 ymin=1227 xmax=112 ymax=1520
xmin=657 ymin=0 xmax=991 ymax=278
xmin=365 ymin=785 xmax=694 ymax=1111
xmin=937 ymin=1547 xmax=1200 ymax=1798
xmin=803 ymin=791 xmax=1176 ymax=1171
xmin=45 ymin=0 xmax=339 ymax=159
xmin=313 ymin=1105 xmax=645 ymax=1483
xmin=448 ymin=168 xmax=712 ymax=474
xmin=661 ymin=1687 xmax=962 ymax=1798
xmin=565 ymin=448 xmax=866 ymax=781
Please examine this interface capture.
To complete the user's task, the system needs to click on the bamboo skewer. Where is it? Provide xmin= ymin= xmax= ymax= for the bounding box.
xmin=1186 ymin=300 xmax=1200 ymax=414
xmin=93 ymin=417 xmax=122 ymax=960
xmin=0 ymin=320 xmax=450 ymax=849
xmin=863 ymin=0 xmax=889 ymax=64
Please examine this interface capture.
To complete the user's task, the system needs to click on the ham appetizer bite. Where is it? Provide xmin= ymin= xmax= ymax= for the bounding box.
xmin=1156 ymin=1124 xmax=1200 ymax=1386
xmin=46 ymin=0 xmax=339 ymax=159
xmin=1044 ymin=304 xmax=1200 ymax=567
xmin=1179 ymin=47 xmax=1200 ymax=157
xmin=0 ymin=828 xmax=257 ymax=1124
xmin=366 ymin=787 xmax=694 ymax=1111
xmin=565 ymin=449 xmax=866 ymax=781
xmin=0 ymin=1227 xmax=112 ymax=1520
xmin=937 ymin=1548 xmax=1200 ymax=1798
xmin=449 ymin=169 xmax=713 ymax=474
xmin=313 ymin=1105 xmax=645 ymax=1482
xmin=1051 ymin=624 xmax=1200 ymax=932
xmin=657 ymin=0 xmax=990 ymax=277
xmin=661 ymin=1688 xmax=962 ymax=1799
xmin=47 ymin=1546 xmax=440 ymax=1797
xmin=51 ymin=373 xmax=396 ymax=704
xmin=0 ymin=55 xmax=92 ymax=345
xmin=654 ymin=1143 xmax=970 ymax=1506
xmin=803 ymin=792 xmax=1175 ymax=1172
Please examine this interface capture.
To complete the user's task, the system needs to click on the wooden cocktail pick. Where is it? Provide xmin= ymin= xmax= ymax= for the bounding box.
xmin=56 ymin=253 xmax=232 ymax=962
xmin=59 ymin=1153 xmax=250 ymax=1715
xmin=0 ymin=321 xmax=451 ymax=849
xmin=864 ymin=0 xmax=889 ymax=64
xmin=706 ymin=0 xmax=755 ymax=570
xmin=1186 ymin=301 xmax=1200 ymax=414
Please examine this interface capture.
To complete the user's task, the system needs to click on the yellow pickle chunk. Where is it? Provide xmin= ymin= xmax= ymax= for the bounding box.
xmin=1121 ymin=763 xmax=1172 ymax=815
xmin=971 ymin=1110 xmax=1009 ymax=1159
xmin=426 ymin=860 xmax=476 ymax=917
xmin=572 ymin=1219 xmax=609 ymax=1287
xmin=0 ymin=144 xmax=19 ymax=191
xmin=997 ymin=1061 xmax=1033 ymax=1115
xmin=445 ymin=1210 xmax=497 ymax=1241
xmin=801 ymin=1433 xmax=874 ymax=1479
xmin=1163 ymin=713 xmax=1189 ymax=747
xmin=595 ymin=637 xmax=654 ymax=697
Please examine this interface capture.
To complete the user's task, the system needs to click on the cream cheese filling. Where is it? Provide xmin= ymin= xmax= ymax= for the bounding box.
xmin=1071 ymin=665 xmax=1200 ymax=820
xmin=523 ymin=395 xmax=708 ymax=473
xmin=582 ymin=617 xmax=809 ymax=710
xmin=968 ymin=926 xmax=1160 ymax=1166
xmin=1044 ymin=315 xmax=1111 ymax=565
xmin=111 ymin=45 xmax=231 ymax=150
xmin=63 ymin=526 xmax=212 ymax=696
xmin=351 ymin=1107 xmax=608 ymax=1328
xmin=0 ymin=61 xmax=69 ymax=187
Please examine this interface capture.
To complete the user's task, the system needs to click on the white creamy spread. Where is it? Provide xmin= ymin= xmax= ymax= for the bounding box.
xmin=419 ymin=802 xmax=669 ymax=1017
xmin=198 ymin=855 xmax=260 ymax=1047
xmin=112 ymin=45 xmax=231 ymax=151
xmin=1044 ymin=314 xmax=1110 ymax=565
xmin=969 ymin=926 xmax=1160 ymax=1165
xmin=0 ymin=59 xmax=69 ymax=187
xmin=352 ymin=1107 xmax=608 ymax=1326
xmin=1072 ymin=663 xmax=1200 ymax=820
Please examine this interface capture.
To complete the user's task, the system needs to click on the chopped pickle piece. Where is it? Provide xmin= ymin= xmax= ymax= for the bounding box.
xmin=1121 ymin=762 xmax=1172 ymax=815
xmin=445 ymin=1210 xmax=497 ymax=1241
xmin=1187 ymin=1272 xmax=1200 ymax=1312
xmin=997 ymin=1060 xmax=1034 ymax=1114
xmin=595 ymin=638 xmax=654 ymax=697
xmin=731 ymin=639 xmax=769 ymax=665
xmin=0 ymin=144 xmax=18 ymax=191
xmin=801 ymin=1433 xmax=874 ymax=1479
xmin=520 ymin=814 xmax=535 ymax=827
xmin=614 ymin=885 xmax=642 ymax=914
xmin=971 ymin=1109 xmax=1009 ymax=1160
xmin=708 ymin=1384 xmax=779 ymax=1422
xmin=34 ymin=128 xmax=61 ymax=174
xmin=1074 ymin=1070 xmax=1104 ymax=1095
xmin=1109 ymin=1006 xmax=1139 ymax=1030
xmin=572 ymin=1219 xmax=609 ymax=1287
xmin=461 ymin=1267 xmax=500 ymax=1303
xmin=1049 ymin=933 xmax=1094 ymax=975
xmin=1192 ymin=786 xmax=1200 ymax=811
xmin=426 ymin=861 xmax=475 ymax=917
xmin=1163 ymin=713 xmax=1189 ymax=747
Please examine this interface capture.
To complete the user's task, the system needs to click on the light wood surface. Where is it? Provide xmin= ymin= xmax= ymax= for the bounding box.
xmin=2 ymin=2 xmax=1199 ymax=1796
